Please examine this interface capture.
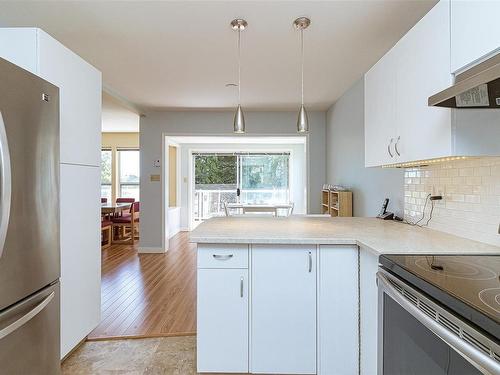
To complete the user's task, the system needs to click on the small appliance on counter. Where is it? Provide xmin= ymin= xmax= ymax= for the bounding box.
xmin=377 ymin=254 xmax=500 ymax=375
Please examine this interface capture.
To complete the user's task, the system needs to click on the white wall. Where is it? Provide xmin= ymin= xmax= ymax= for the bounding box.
xmin=178 ymin=142 xmax=307 ymax=229
xmin=140 ymin=110 xmax=326 ymax=250
xmin=326 ymin=79 xmax=404 ymax=217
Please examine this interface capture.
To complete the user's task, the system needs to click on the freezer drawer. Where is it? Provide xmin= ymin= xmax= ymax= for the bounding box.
xmin=0 ymin=282 xmax=60 ymax=375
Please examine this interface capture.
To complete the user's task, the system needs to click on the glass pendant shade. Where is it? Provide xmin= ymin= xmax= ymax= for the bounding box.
xmin=233 ymin=104 xmax=245 ymax=133
xmin=297 ymin=104 xmax=309 ymax=133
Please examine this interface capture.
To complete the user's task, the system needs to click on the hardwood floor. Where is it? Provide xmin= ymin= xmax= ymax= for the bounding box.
xmin=88 ymin=231 xmax=196 ymax=340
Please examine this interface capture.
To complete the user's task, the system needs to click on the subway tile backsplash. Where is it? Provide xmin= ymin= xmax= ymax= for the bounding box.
xmin=404 ymin=157 xmax=500 ymax=247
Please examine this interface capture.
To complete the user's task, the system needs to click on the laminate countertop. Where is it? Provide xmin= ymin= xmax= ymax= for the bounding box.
xmin=189 ymin=216 xmax=500 ymax=256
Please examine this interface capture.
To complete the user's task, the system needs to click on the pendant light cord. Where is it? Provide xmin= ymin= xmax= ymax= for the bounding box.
xmin=238 ymin=27 xmax=241 ymax=105
xmin=300 ymin=28 xmax=304 ymax=106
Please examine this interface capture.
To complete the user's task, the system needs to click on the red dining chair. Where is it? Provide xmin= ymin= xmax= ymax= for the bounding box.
xmin=101 ymin=218 xmax=112 ymax=249
xmin=101 ymin=198 xmax=108 ymax=203
xmin=112 ymin=202 xmax=140 ymax=244
xmin=114 ymin=197 xmax=135 ymax=219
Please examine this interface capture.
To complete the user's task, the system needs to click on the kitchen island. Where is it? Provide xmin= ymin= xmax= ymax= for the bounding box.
xmin=190 ymin=216 xmax=500 ymax=375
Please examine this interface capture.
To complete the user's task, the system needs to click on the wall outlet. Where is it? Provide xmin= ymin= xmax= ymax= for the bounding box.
xmin=432 ymin=186 xmax=445 ymax=199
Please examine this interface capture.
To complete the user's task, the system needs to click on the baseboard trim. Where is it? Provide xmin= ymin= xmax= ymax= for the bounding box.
xmin=87 ymin=331 xmax=196 ymax=342
xmin=138 ymin=246 xmax=166 ymax=253
xmin=61 ymin=335 xmax=87 ymax=363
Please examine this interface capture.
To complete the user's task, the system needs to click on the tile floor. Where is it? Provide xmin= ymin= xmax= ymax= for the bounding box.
xmin=62 ymin=336 xmax=207 ymax=375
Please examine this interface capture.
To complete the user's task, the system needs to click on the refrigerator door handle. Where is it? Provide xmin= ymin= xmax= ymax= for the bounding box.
xmin=0 ymin=291 xmax=54 ymax=340
xmin=0 ymin=111 xmax=11 ymax=259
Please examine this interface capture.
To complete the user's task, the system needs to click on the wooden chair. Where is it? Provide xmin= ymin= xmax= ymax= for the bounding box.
xmin=101 ymin=219 xmax=112 ymax=249
xmin=112 ymin=201 xmax=140 ymax=244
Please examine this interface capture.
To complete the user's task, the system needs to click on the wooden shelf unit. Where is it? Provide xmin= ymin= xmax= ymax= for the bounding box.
xmin=321 ymin=190 xmax=352 ymax=217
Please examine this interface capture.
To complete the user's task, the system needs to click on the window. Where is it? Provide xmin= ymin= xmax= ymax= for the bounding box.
xmin=192 ymin=153 xmax=290 ymax=222
xmin=119 ymin=149 xmax=140 ymax=201
xmin=101 ymin=149 xmax=112 ymax=202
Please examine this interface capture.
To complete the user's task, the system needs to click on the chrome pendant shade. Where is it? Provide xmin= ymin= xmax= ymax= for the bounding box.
xmin=233 ymin=104 xmax=245 ymax=133
xmin=294 ymin=17 xmax=310 ymax=133
xmin=297 ymin=104 xmax=309 ymax=133
xmin=231 ymin=19 xmax=247 ymax=133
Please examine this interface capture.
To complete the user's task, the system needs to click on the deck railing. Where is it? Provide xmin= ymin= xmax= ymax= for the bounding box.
xmin=193 ymin=187 xmax=289 ymax=221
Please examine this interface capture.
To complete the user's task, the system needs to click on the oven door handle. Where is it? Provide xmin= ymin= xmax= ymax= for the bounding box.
xmin=377 ymin=272 xmax=500 ymax=375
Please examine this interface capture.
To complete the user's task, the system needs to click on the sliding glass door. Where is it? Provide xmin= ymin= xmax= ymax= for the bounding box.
xmin=192 ymin=152 xmax=290 ymax=225
xmin=239 ymin=154 xmax=289 ymax=205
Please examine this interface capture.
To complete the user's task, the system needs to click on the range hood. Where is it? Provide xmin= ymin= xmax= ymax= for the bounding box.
xmin=429 ymin=53 xmax=500 ymax=108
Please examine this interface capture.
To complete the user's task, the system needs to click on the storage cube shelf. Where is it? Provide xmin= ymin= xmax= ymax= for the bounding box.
xmin=321 ymin=190 xmax=352 ymax=217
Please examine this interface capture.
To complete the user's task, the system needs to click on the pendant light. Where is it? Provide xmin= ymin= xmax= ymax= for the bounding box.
xmin=231 ymin=19 xmax=247 ymax=134
xmin=294 ymin=17 xmax=311 ymax=133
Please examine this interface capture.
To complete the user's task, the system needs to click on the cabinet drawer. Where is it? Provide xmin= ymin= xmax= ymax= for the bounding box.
xmin=197 ymin=244 xmax=248 ymax=269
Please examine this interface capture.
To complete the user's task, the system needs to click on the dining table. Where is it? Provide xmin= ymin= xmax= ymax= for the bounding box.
xmin=101 ymin=202 xmax=131 ymax=216
xmin=225 ymin=203 xmax=294 ymax=216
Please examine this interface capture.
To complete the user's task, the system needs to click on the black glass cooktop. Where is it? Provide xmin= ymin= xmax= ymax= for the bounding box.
xmin=380 ymin=254 xmax=500 ymax=339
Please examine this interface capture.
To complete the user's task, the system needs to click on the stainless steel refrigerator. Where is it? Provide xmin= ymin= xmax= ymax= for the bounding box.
xmin=0 ymin=57 xmax=60 ymax=374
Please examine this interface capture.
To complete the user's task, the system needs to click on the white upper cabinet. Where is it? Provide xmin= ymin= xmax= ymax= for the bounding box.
xmin=365 ymin=47 xmax=398 ymax=167
xmin=38 ymin=30 xmax=101 ymax=166
xmin=365 ymin=1 xmax=453 ymax=167
xmin=395 ymin=0 xmax=452 ymax=163
xmin=0 ymin=28 xmax=101 ymax=167
xmin=451 ymin=0 xmax=500 ymax=73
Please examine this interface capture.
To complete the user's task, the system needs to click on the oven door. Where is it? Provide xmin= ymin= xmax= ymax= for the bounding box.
xmin=377 ymin=269 xmax=500 ymax=375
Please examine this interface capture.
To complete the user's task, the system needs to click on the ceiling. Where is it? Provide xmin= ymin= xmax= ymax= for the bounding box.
xmin=0 ymin=1 xmax=436 ymax=111
xmin=102 ymin=92 xmax=140 ymax=132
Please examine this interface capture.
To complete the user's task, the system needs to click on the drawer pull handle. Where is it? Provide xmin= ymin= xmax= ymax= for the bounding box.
xmin=308 ymin=251 xmax=312 ymax=273
xmin=240 ymin=277 xmax=244 ymax=298
xmin=212 ymin=254 xmax=233 ymax=260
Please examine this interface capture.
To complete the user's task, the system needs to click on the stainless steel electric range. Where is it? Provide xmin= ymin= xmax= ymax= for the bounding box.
xmin=377 ymin=254 xmax=500 ymax=375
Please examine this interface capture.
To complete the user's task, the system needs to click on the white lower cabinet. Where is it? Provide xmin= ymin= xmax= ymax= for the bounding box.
xmin=197 ymin=268 xmax=249 ymax=373
xmin=197 ymin=244 xmax=364 ymax=374
xmin=359 ymin=247 xmax=380 ymax=375
xmin=251 ymin=245 xmax=317 ymax=374
xmin=60 ymin=164 xmax=100 ymax=358
xmin=318 ymin=245 xmax=359 ymax=375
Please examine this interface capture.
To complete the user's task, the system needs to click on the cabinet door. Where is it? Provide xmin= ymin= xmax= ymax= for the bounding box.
xmin=318 ymin=245 xmax=358 ymax=375
xmin=364 ymin=48 xmax=398 ymax=167
xmin=197 ymin=269 xmax=248 ymax=373
xmin=451 ymin=0 xmax=500 ymax=73
xmin=38 ymin=29 xmax=102 ymax=167
xmin=251 ymin=245 xmax=316 ymax=374
xmin=0 ymin=28 xmax=38 ymax=74
xmin=60 ymin=164 xmax=101 ymax=358
xmin=359 ymin=247 xmax=380 ymax=375
xmin=395 ymin=0 xmax=452 ymax=163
